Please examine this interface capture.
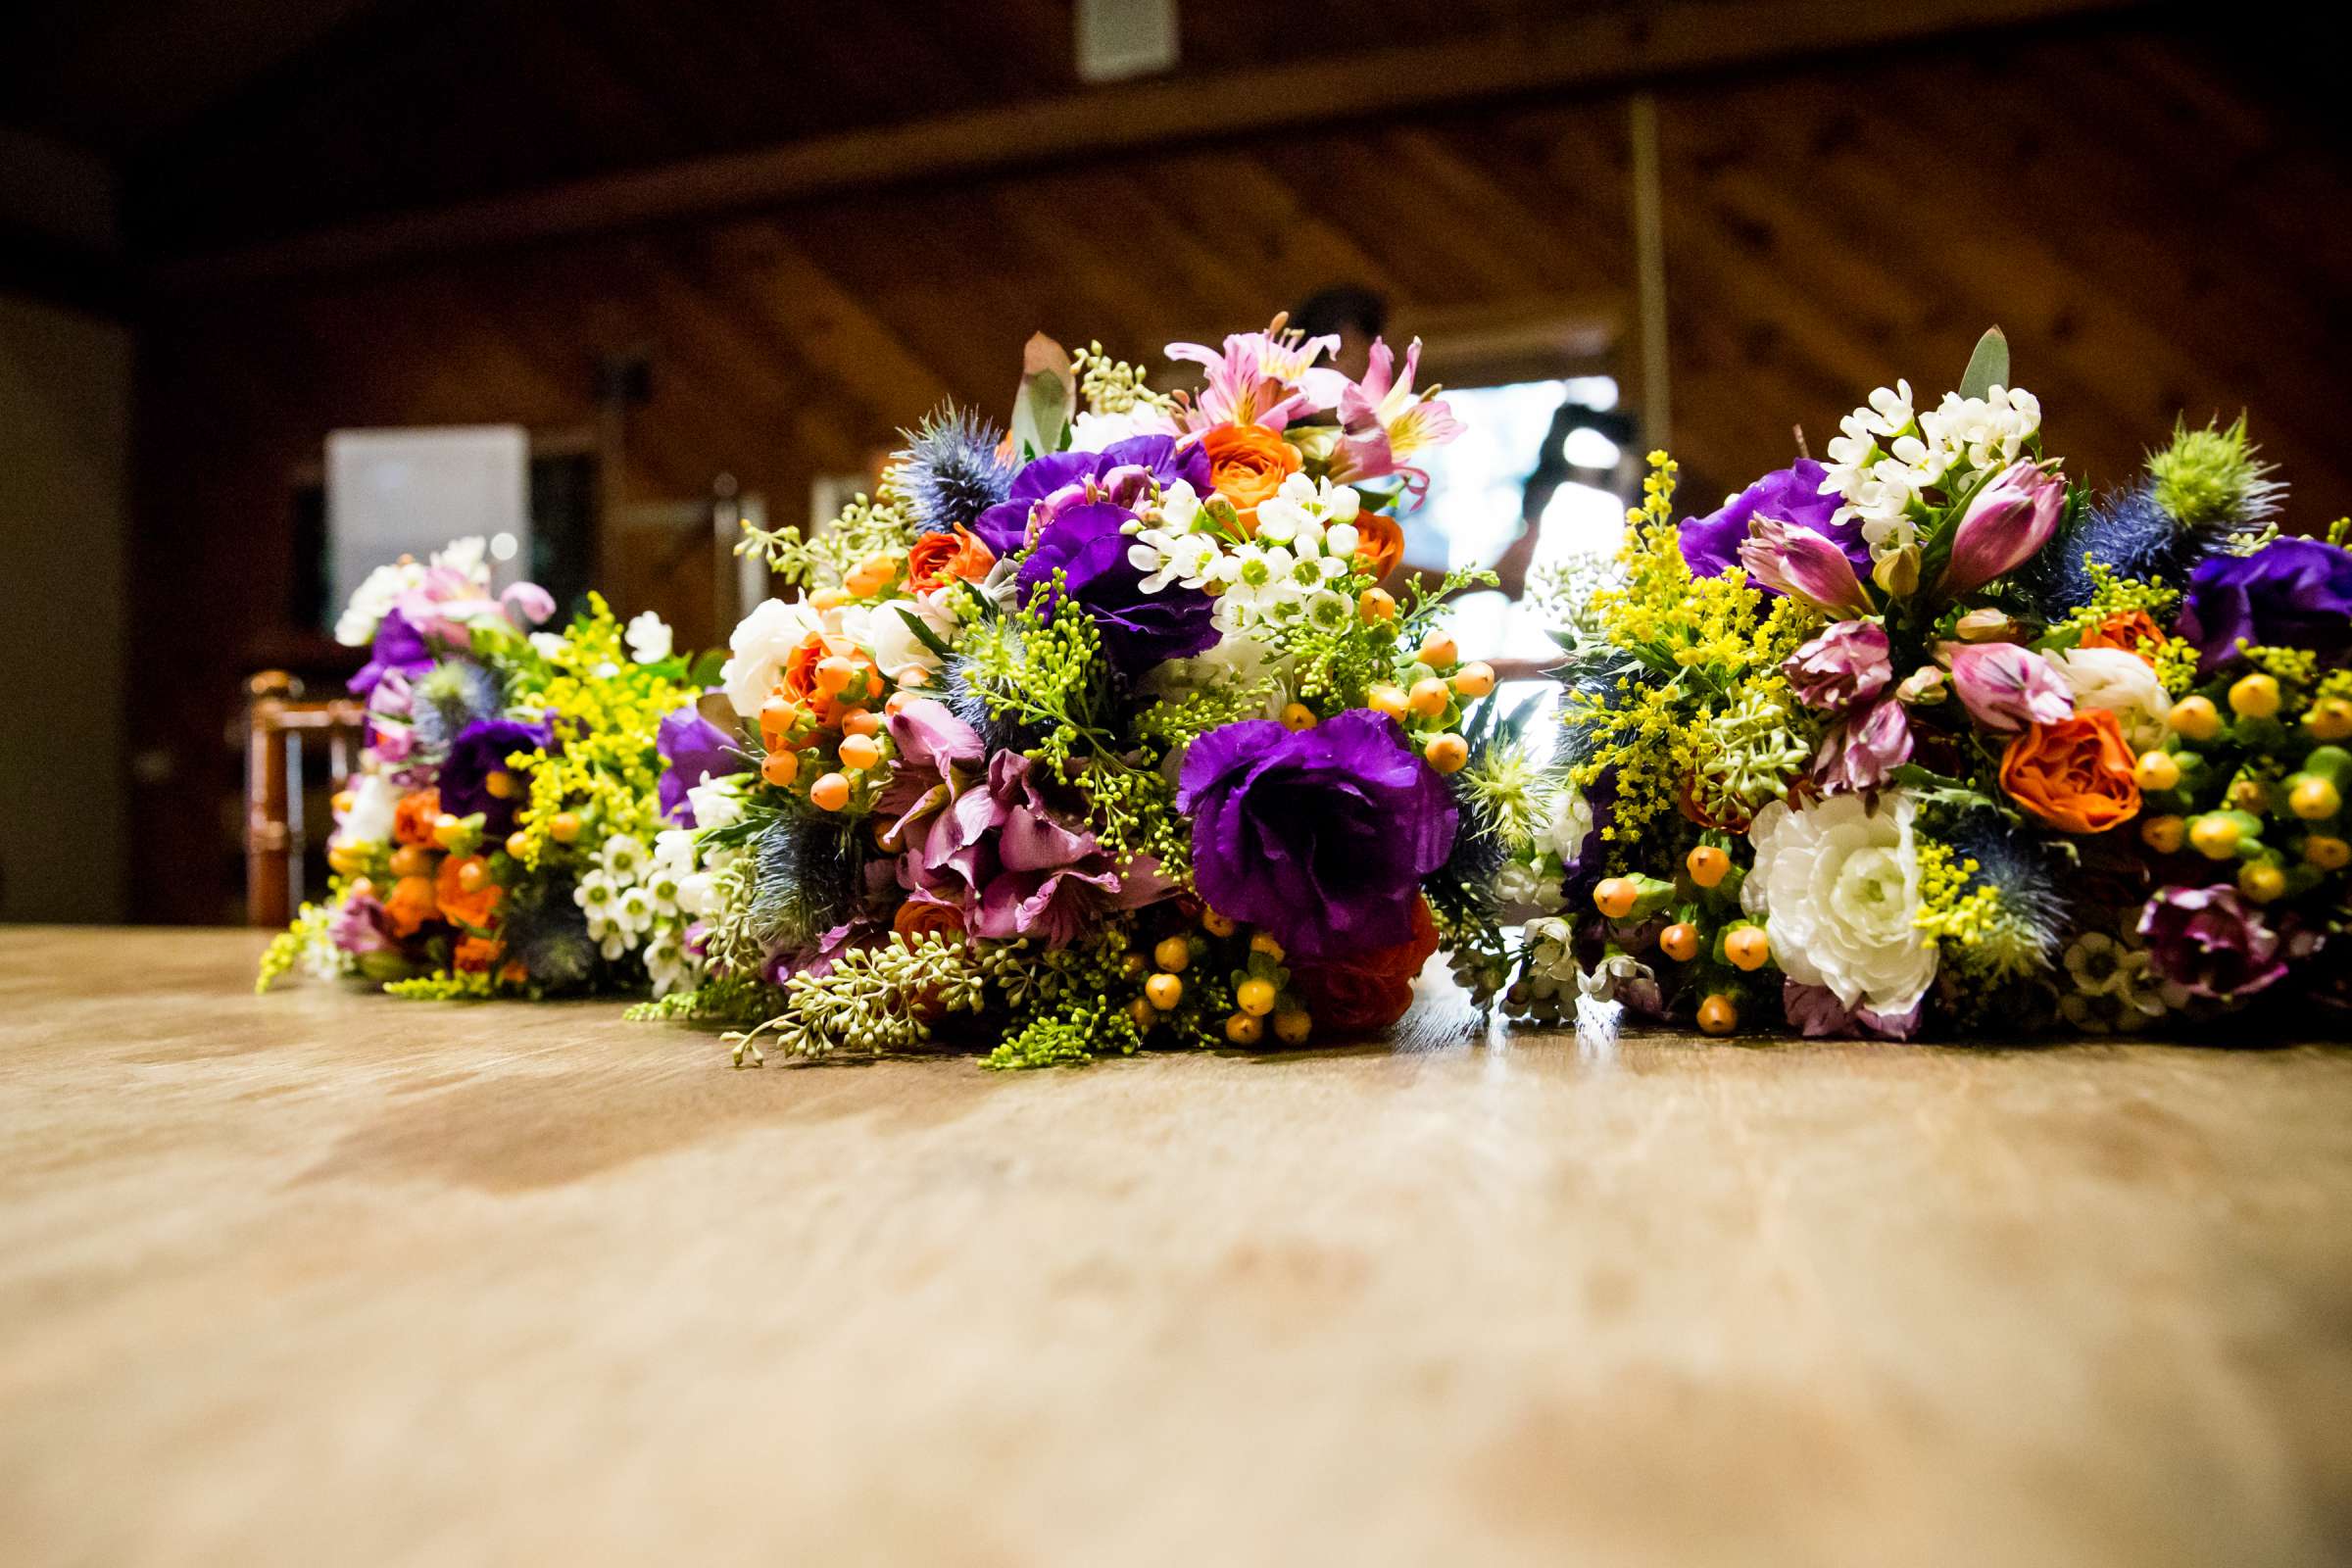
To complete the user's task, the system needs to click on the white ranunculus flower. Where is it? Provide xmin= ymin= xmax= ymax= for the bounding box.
xmin=848 ymin=594 xmax=955 ymax=683
xmin=719 ymin=597 xmax=825 ymax=717
xmin=336 ymin=771 xmax=401 ymax=847
xmin=1742 ymin=791 xmax=1937 ymax=1015
xmin=2044 ymin=647 xmax=2169 ymax=752
xmin=625 ymin=611 xmax=674 ymax=664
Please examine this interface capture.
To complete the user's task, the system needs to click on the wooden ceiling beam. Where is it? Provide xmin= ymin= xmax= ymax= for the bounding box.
xmin=153 ymin=0 xmax=2147 ymax=291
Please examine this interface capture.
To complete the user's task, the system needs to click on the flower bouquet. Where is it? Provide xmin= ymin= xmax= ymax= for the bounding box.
xmin=259 ymin=538 xmax=719 ymax=1000
xmin=637 ymin=318 xmax=1567 ymax=1067
xmin=1512 ymin=329 xmax=2352 ymax=1039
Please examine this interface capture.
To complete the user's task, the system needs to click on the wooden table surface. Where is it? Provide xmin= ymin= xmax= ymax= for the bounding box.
xmin=4 ymin=926 xmax=2350 ymax=1567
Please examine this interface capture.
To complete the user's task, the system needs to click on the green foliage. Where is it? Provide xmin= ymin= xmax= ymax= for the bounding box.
xmin=725 ymin=933 xmax=986 ymax=1064
xmin=738 ymin=492 xmax=917 ymax=591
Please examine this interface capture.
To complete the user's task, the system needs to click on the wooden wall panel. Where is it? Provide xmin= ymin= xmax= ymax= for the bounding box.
xmin=127 ymin=18 xmax=2352 ymax=921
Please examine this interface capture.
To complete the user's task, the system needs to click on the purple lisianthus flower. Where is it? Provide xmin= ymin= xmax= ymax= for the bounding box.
xmin=2136 ymin=884 xmax=2304 ymax=1002
xmin=1176 ymin=709 xmax=1456 ymax=960
xmin=1015 ymin=501 xmax=1218 ymax=674
xmin=441 ymin=715 xmax=553 ymax=835
xmin=972 ymin=434 xmax=1212 ymax=557
xmin=2175 ymin=536 xmax=2352 ymax=673
xmin=351 ymin=609 xmax=434 ymax=699
xmin=656 ymin=704 xmax=747 ymax=826
xmin=1784 ymin=619 xmax=1892 ymax=711
xmin=1679 ymin=459 xmax=1869 ymax=585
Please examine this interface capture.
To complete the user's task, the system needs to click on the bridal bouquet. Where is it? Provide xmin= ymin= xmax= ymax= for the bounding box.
xmin=258 ymin=538 xmax=714 ymax=1000
xmin=637 ymin=318 xmax=1565 ymax=1067
xmin=1511 ymin=331 xmax=2351 ymax=1039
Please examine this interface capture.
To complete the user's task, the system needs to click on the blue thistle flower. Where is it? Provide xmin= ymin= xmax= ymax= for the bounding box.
xmin=748 ymin=818 xmax=865 ymax=956
xmin=408 ymin=660 xmax=504 ymax=754
xmin=2017 ymin=484 xmax=2199 ymax=617
xmin=900 ymin=408 xmax=1016 ymax=535
xmin=1933 ymin=806 xmax=2073 ymax=975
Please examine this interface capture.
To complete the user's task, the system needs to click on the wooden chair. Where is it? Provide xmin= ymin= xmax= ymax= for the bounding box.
xmin=244 ymin=671 xmax=367 ymax=927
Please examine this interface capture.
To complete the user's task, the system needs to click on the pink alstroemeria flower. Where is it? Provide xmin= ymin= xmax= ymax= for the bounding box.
xmin=1740 ymin=514 xmax=1876 ymax=617
xmin=1943 ymin=460 xmax=2066 ymax=595
xmin=1162 ymin=318 xmax=1342 ymax=433
xmin=1322 ymin=337 xmax=1466 ymax=501
xmin=1810 ymin=694 xmax=1914 ymax=795
xmin=1942 ymin=641 xmax=2074 ymax=734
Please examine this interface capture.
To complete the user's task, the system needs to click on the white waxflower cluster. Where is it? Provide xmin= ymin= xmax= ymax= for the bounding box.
xmin=2056 ymin=928 xmax=2188 ymax=1034
xmin=1821 ymin=379 xmax=2042 ymax=558
xmin=1124 ymin=473 xmax=1369 ymax=635
xmin=576 ymin=832 xmax=664 ymax=962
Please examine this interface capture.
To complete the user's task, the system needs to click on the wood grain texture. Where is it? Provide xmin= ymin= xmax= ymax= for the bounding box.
xmin=5 ymin=927 xmax=2351 ymax=1566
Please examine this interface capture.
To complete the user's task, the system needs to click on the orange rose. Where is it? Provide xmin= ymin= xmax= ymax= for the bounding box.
xmin=893 ymin=897 xmax=967 ymax=942
xmin=906 ymin=526 xmax=996 ymax=594
xmin=454 ymin=935 xmax=504 ymax=973
xmin=2000 ymin=710 xmax=2142 ymax=832
xmin=392 ymin=789 xmax=443 ymax=848
xmin=383 ymin=873 xmax=440 ymax=938
xmin=1351 ymin=513 xmax=1404 ymax=579
xmin=2080 ymin=608 xmax=2166 ymax=664
xmin=1289 ymin=897 xmax=1440 ymax=1033
xmin=1200 ymin=423 xmax=1302 ymax=534
xmin=435 ymin=854 xmax=503 ymax=930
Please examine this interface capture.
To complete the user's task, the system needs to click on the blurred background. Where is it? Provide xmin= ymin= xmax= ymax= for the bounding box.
xmin=2 ymin=0 xmax=2347 ymax=927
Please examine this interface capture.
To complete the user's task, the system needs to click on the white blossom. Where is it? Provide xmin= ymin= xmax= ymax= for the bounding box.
xmin=625 ymin=611 xmax=674 ymax=664
xmin=1743 ymin=791 xmax=1937 ymax=1015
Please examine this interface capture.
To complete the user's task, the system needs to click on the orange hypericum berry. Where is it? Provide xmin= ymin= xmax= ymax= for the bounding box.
xmin=1417 ymin=633 xmax=1458 ymax=669
xmin=1724 ymin=926 xmax=1772 ymax=972
xmin=842 ymin=709 xmax=884 ymax=737
xmin=1224 ymin=1012 xmax=1264 ymax=1046
xmin=808 ymin=772 xmax=852 ymax=811
xmin=1424 ymin=733 xmax=1469 ymax=774
xmin=1659 ymin=923 xmax=1701 ymax=962
xmin=1145 ymin=972 xmax=1183 ymax=1010
xmin=1594 ymin=877 xmax=1640 ymax=919
xmin=838 ymin=733 xmax=882 ymax=771
xmin=1686 ymin=845 xmax=1731 ymax=888
xmin=1697 ymin=995 xmax=1740 ymax=1036
xmin=1450 ymin=662 xmax=1495 ymax=698
xmin=1367 ymin=684 xmax=1409 ymax=720
xmin=760 ymin=751 xmax=801 ymax=788
xmin=1358 ymin=588 xmax=1396 ymax=622
xmin=808 ymin=587 xmax=849 ymax=611
xmin=1279 ymin=702 xmax=1317 ymax=732
xmin=1273 ymin=1009 xmax=1312 ymax=1046
xmin=504 ymin=832 xmax=530 ymax=859
xmin=814 ymin=657 xmax=860 ymax=698
xmin=1408 ymin=677 xmax=1451 ymax=718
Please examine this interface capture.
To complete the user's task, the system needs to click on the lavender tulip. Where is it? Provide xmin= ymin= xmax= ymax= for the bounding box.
xmin=1943 ymin=461 xmax=2065 ymax=595
xmin=1739 ymin=514 xmax=1875 ymax=618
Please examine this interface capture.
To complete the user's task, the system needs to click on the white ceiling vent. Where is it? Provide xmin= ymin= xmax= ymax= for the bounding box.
xmin=1076 ymin=0 xmax=1179 ymax=84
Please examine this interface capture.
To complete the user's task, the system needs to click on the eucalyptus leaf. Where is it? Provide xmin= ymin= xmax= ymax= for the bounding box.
xmin=1008 ymin=332 xmax=1076 ymax=461
xmin=1957 ymin=326 xmax=2010 ymax=401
